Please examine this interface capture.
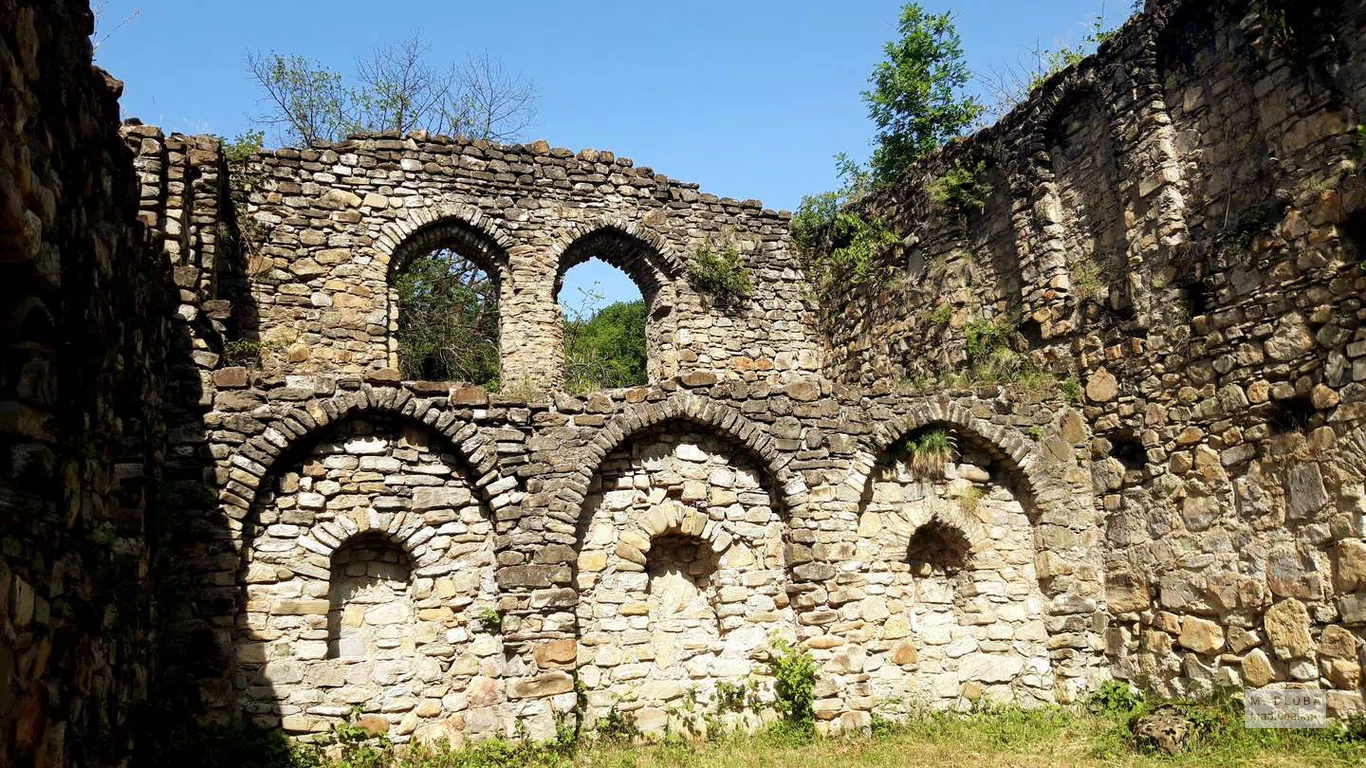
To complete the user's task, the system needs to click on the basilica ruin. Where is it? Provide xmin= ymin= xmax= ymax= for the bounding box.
xmin=5 ymin=0 xmax=1366 ymax=765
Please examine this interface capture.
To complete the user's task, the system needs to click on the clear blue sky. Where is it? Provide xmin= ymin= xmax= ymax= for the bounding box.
xmin=94 ymin=0 xmax=1125 ymax=308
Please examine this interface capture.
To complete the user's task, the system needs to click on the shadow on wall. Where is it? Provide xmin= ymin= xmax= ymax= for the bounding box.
xmin=137 ymin=161 xmax=265 ymax=757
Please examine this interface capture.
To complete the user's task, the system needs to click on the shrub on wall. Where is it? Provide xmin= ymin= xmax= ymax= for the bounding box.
xmin=791 ymin=193 xmax=900 ymax=303
xmin=928 ymin=160 xmax=989 ymax=215
xmin=687 ymin=240 xmax=754 ymax=306
xmin=767 ymin=636 xmax=817 ymax=726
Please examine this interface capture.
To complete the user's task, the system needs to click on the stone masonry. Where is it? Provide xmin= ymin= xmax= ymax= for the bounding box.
xmin=6 ymin=1 xmax=1366 ymax=765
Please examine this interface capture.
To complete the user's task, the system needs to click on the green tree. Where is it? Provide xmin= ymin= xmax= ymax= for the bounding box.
xmin=863 ymin=3 xmax=983 ymax=184
xmin=394 ymin=249 xmax=500 ymax=385
xmin=245 ymin=35 xmax=536 ymax=147
xmin=563 ymin=299 xmax=648 ymax=392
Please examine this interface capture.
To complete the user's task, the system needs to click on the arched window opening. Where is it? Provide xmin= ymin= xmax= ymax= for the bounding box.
xmin=554 ymin=226 xmax=678 ymax=392
xmin=558 ymin=257 xmax=647 ymax=392
xmin=388 ymin=219 xmax=507 ymax=386
xmin=394 ymin=247 xmax=499 ymax=384
xmin=327 ymin=533 xmax=414 ymax=660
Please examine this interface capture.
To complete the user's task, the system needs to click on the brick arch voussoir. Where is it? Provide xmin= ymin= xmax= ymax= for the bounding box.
xmin=222 ymin=387 xmax=508 ymax=522
xmin=568 ymin=393 xmax=803 ymax=524
xmin=548 ymin=214 xmax=686 ymax=281
xmin=1339 ymin=422 xmax=1366 ymax=485
xmin=375 ymin=203 xmax=514 ymax=274
xmin=300 ymin=514 xmax=440 ymax=573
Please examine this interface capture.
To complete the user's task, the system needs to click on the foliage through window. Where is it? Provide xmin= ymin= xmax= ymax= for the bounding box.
xmin=394 ymin=248 xmax=499 ymax=385
xmin=562 ymin=287 xmax=648 ymax=393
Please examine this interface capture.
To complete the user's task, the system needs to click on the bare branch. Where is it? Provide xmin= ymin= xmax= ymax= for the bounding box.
xmin=354 ymin=32 xmax=457 ymax=135
xmin=92 ymin=1 xmax=142 ymax=53
xmin=447 ymin=52 xmax=538 ymax=142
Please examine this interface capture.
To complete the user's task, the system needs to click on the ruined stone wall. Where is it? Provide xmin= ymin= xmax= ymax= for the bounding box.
xmin=822 ymin=0 xmax=1366 ymax=716
xmin=0 ymin=2 xmax=178 ymax=766
xmin=182 ymin=370 xmax=1098 ymax=742
xmin=234 ymin=136 xmax=821 ymax=389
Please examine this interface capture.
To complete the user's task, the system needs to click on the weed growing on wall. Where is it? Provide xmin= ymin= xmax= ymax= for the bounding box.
xmin=766 ymin=636 xmax=817 ymax=726
xmin=928 ymin=160 xmax=989 ymax=215
xmin=687 ymin=239 xmax=754 ymax=306
xmin=892 ymin=429 xmax=957 ymax=478
xmin=476 ymin=607 xmax=502 ymax=633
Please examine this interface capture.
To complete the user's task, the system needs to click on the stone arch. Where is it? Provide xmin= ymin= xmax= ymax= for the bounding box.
xmin=376 ymin=206 xmax=512 ymax=378
xmin=220 ymin=385 xmax=509 ymax=523
xmin=229 ymin=391 xmax=509 ymax=740
xmin=617 ymin=499 xmax=737 ymax=568
xmin=552 ymin=393 xmax=807 ymax=527
xmin=857 ymin=401 xmax=1043 ymax=505
xmin=295 ymin=504 xmax=442 ymax=570
xmin=376 ymin=204 xmax=514 ymax=279
xmin=548 ymin=216 xmax=684 ymax=303
xmin=570 ymin=393 xmax=799 ymax=731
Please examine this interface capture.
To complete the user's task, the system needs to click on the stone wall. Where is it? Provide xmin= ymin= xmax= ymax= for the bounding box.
xmin=10 ymin=0 xmax=1366 ymax=762
xmin=234 ymin=136 xmax=822 ymax=389
xmin=182 ymin=373 xmax=1097 ymax=741
xmin=0 ymin=1 xmax=178 ymax=766
xmin=820 ymin=0 xmax=1366 ymax=716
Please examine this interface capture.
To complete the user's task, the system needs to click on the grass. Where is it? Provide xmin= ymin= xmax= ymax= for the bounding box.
xmin=573 ymin=707 xmax=1363 ymax=768
xmin=241 ymin=704 xmax=1366 ymax=768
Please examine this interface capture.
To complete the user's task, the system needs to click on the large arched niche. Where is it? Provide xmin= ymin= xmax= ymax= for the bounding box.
xmin=381 ymin=210 xmax=512 ymax=383
xmin=853 ymin=418 xmax=1055 ymax=712
xmin=1040 ymin=85 xmax=1132 ymax=320
xmin=233 ymin=411 xmax=506 ymax=745
xmin=549 ymin=220 xmax=684 ymax=387
xmin=572 ymin=417 xmax=795 ymax=735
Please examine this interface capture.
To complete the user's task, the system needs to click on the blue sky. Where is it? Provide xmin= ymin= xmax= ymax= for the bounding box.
xmin=95 ymin=0 xmax=1126 ymax=308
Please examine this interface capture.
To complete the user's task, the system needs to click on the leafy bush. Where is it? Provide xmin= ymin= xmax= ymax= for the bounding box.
xmin=791 ymin=195 xmax=899 ymax=303
xmin=1086 ymin=680 xmax=1144 ymax=719
xmin=928 ymin=161 xmax=988 ymax=215
xmin=594 ymin=703 xmax=639 ymax=743
xmin=687 ymin=241 xmax=753 ymax=306
xmin=863 ymin=3 xmax=983 ymax=184
xmin=767 ymin=637 xmax=817 ymax=726
xmin=562 ymin=298 xmax=648 ymax=393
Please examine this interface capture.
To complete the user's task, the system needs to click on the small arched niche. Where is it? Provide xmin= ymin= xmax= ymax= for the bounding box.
xmin=646 ymin=533 xmax=723 ymax=637
xmin=387 ymin=218 xmax=508 ymax=385
xmin=327 ymin=532 xmax=415 ymax=660
xmin=553 ymin=226 xmax=677 ymax=390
